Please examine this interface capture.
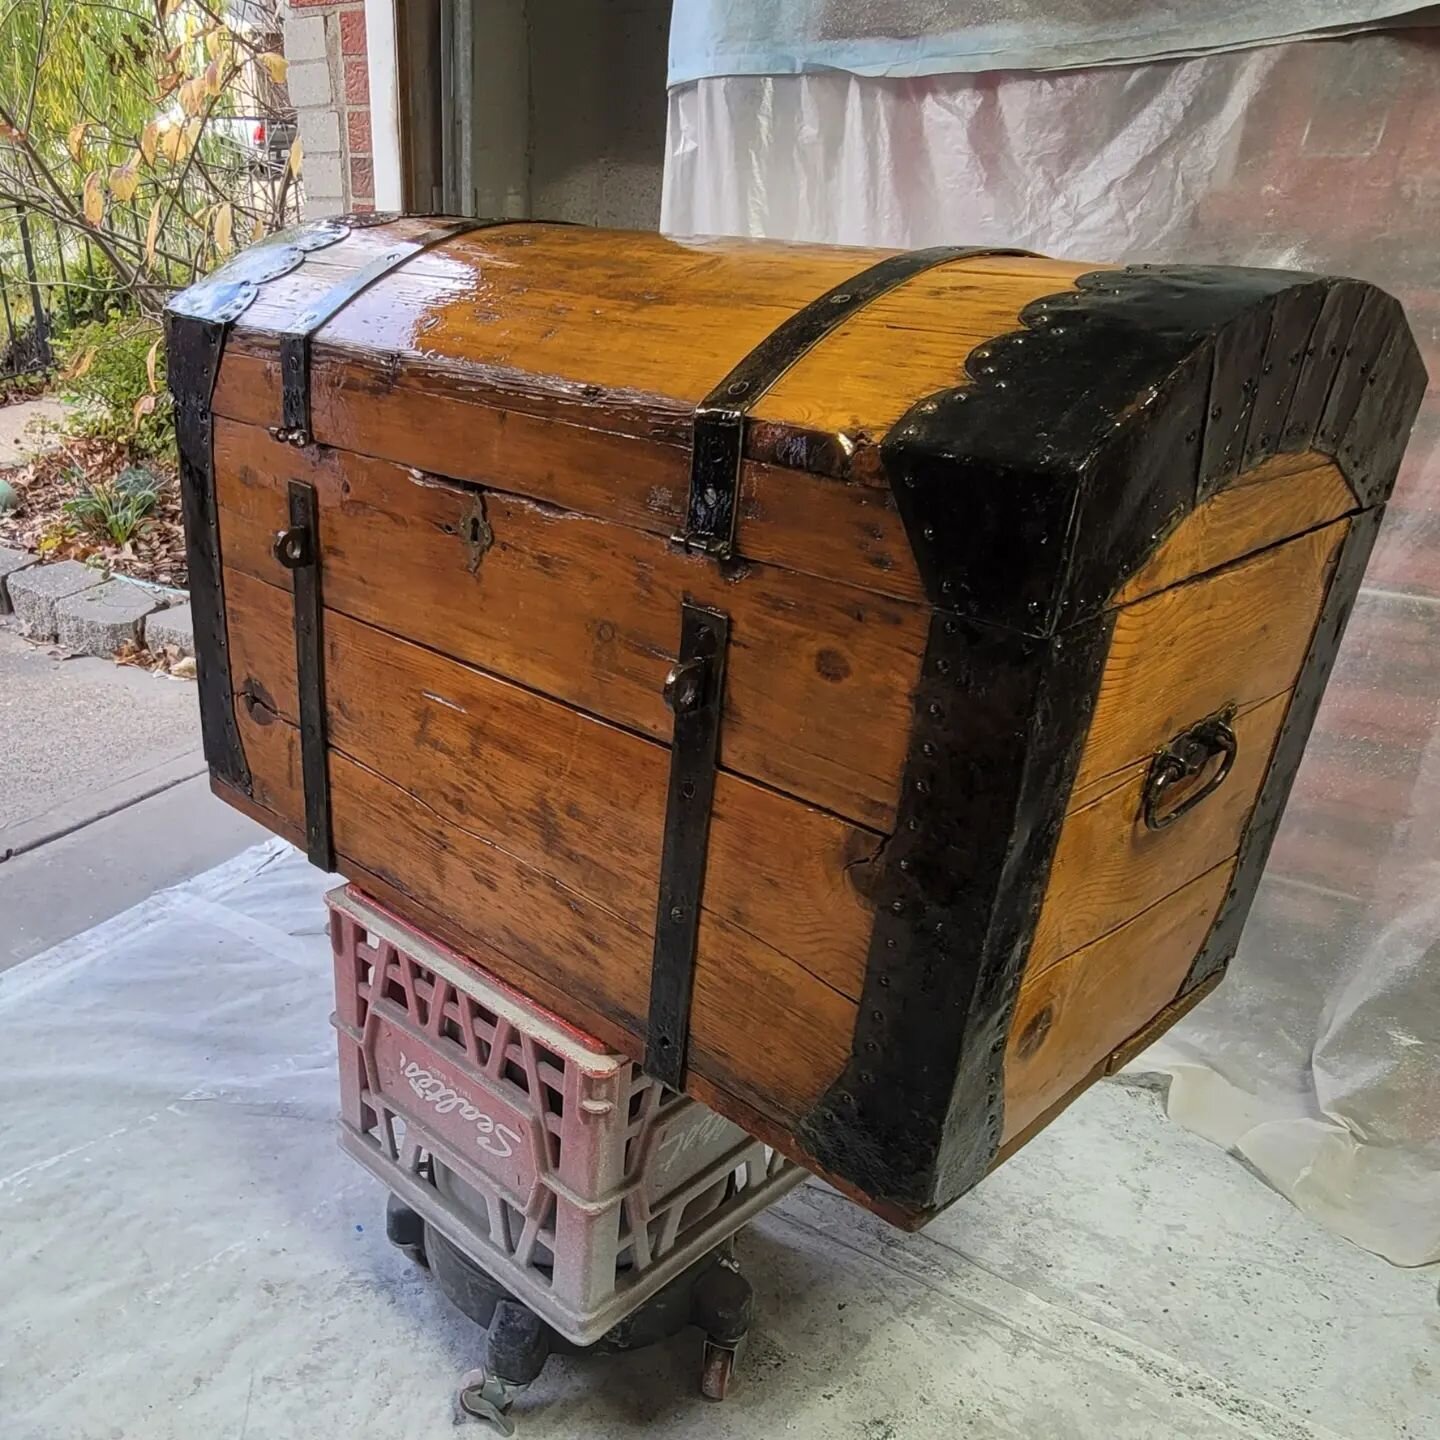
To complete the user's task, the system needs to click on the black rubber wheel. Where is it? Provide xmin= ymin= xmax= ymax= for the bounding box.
xmin=385 ymin=1194 xmax=428 ymax=1266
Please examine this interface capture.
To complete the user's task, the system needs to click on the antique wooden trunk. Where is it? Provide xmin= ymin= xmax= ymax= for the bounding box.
xmin=166 ymin=218 xmax=1424 ymax=1228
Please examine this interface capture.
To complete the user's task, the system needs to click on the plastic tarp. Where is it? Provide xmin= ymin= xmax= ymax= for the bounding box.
xmin=662 ymin=28 xmax=1440 ymax=1266
xmin=668 ymin=1 xmax=1436 ymax=84
xmin=7 ymin=841 xmax=1440 ymax=1437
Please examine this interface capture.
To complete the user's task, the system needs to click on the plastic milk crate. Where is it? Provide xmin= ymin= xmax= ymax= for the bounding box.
xmin=327 ymin=885 xmax=803 ymax=1357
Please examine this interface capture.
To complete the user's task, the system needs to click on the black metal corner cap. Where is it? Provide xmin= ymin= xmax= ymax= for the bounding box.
xmin=883 ymin=264 xmax=1427 ymax=636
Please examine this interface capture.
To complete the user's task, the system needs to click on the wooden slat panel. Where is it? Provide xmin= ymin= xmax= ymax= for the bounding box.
xmin=212 ymin=347 xmax=928 ymax=604
xmin=225 ymin=706 xmax=853 ymax=1123
xmin=1075 ymin=518 xmax=1348 ymax=792
xmin=1031 ymin=689 xmax=1289 ymax=976
xmin=214 ymin=420 xmax=924 ymax=829
xmin=1004 ymin=861 xmax=1232 ymax=1143
xmin=994 ymin=970 xmax=1223 ymax=1167
xmin=224 ymin=566 xmax=876 ymax=1000
xmin=1114 ymin=452 xmax=1356 ymax=606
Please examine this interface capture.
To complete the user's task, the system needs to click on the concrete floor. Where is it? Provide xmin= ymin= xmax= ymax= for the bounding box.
xmin=0 ymin=618 xmax=267 ymax=969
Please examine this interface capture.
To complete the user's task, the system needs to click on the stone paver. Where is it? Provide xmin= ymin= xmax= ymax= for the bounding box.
xmin=0 ymin=395 xmax=68 ymax=466
xmin=7 ymin=560 xmax=104 ymax=640
xmin=144 ymin=600 xmax=195 ymax=657
xmin=55 ymin=577 xmax=166 ymax=657
xmin=0 ymin=545 xmax=36 ymax=614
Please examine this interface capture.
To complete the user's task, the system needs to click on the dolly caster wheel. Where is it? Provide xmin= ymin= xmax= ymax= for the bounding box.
xmin=458 ymin=1367 xmax=518 ymax=1436
xmin=385 ymin=1194 xmax=428 ymax=1267
xmin=700 ymin=1337 xmax=741 ymax=1400
xmin=692 ymin=1251 xmax=752 ymax=1401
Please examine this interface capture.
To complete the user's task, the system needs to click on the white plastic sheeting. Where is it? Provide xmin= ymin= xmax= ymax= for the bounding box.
xmin=5 ymin=840 xmax=1440 ymax=1437
xmin=663 ymin=28 xmax=1440 ymax=1266
xmin=668 ymin=1 xmax=1433 ymax=84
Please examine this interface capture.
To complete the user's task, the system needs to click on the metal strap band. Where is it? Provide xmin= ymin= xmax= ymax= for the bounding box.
xmin=273 ymin=480 xmax=332 ymax=869
xmin=277 ymin=217 xmax=507 ymax=444
xmin=646 ymin=602 xmax=730 ymax=1089
xmin=675 ymin=245 xmax=1030 ymax=560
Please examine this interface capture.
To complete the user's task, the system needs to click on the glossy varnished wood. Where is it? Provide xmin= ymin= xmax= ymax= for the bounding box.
xmin=1075 ymin=517 xmax=1349 ymax=793
xmin=1030 ymin=690 xmax=1291 ymax=977
xmin=225 ymin=704 xmax=853 ymax=1121
xmin=224 ymin=564 xmax=877 ymax=1000
xmin=1004 ymin=860 xmax=1233 ymax=1142
xmin=212 ymin=419 xmax=926 ymax=828
xmin=1114 ymin=452 xmax=1356 ymax=606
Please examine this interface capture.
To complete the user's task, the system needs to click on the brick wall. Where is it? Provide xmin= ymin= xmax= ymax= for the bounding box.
xmin=283 ymin=0 xmax=375 ymax=216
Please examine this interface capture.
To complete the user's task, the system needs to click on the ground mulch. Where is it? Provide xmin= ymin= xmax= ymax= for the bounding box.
xmin=0 ymin=435 xmax=187 ymax=589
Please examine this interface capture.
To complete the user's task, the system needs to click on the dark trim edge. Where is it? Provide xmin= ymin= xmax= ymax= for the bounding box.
xmin=166 ymin=217 xmax=358 ymax=796
xmin=1184 ymin=504 xmax=1385 ymax=993
xmin=803 ymin=262 xmax=1425 ymax=1222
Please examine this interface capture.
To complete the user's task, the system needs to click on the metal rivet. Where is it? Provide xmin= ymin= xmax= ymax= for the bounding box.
xmin=669 ymin=905 xmax=684 ymax=922
xmin=890 ymin=900 xmax=904 ymax=914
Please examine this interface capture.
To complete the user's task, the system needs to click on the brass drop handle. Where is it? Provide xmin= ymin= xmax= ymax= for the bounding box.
xmin=1142 ymin=714 xmax=1238 ymax=831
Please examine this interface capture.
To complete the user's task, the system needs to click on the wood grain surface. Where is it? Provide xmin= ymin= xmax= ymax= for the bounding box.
xmin=212 ymin=419 xmax=927 ymax=829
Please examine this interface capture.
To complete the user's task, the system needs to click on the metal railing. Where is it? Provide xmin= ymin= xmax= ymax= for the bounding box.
xmin=0 ymin=206 xmax=122 ymax=378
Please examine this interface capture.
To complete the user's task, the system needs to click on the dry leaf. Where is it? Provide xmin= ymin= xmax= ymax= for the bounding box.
xmin=203 ymin=60 xmax=221 ymax=98
xmin=155 ymin=70 xmax=182 ymax=99
xmin=158 ymin=123 xmax=182 ymax=164
xmin=182 ymin=117 xmax=202 ymax=157
xmin=67 ymin=122 xmax=87 ymax=162
xmin=171 ymin=656 xmax=197 ymax=680
xmin=256 ymin=51 xmax=288 ymax=84
xmin=145 ymin=198 xmax=161 ymax=264
xmin=250 ymin=214 xmax=265 ymax=244
xmin=145 ymin=338 xmax=160 ymax=392
xmin=287 ymin=134 xmax=302 ymax=179
xmin=109 ymin=157 xmax=139 ymax=202
xmin=82 ymin=171 xmax=104 ymax=225
xmin=203 ymin=27 xmax=220 ymax=59
xmin=0 ymin=118 xmax=25 ymax=143
xmin=179 ymin=77 xmax=201 ymax=117
xmin=140 ymin=120 xmax=159 ymax=165
xmin=132 ymin=393 xmax=158 ymax=426
xmin=63 ymin=345 xmax=97 ymax=380
xmin=161 ymin=0 xmax=182 ymax=18
xmin=213 ymin=201 xmax=233 ymax=256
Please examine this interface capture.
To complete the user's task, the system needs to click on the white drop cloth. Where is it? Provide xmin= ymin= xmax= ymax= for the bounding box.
xmin=2 ymin=841 xmax=1437 ymax=1437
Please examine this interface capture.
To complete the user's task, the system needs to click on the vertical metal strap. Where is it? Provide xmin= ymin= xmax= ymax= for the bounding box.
xmin=645 ymin=603 xmax=730 ymax=1089
xmin=272 ymin=480 xmax=333 ymax=870
xmin=674 ymin=245 xmax=1030 ymax=561
xmin=277 ymin=217 xmax=507 ymax=444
